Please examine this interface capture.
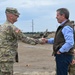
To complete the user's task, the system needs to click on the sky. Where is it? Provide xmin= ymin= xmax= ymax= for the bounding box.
xmin=0 ymin=0 xmax=75 ymax=32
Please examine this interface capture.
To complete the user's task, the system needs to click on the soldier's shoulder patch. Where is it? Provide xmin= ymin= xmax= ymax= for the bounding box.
xmin=14 ymin=28 xmax=21 ymax=33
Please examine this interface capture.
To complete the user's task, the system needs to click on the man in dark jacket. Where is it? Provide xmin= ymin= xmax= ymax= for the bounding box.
xmin=41 ymin=8 xmax=74 ymax=75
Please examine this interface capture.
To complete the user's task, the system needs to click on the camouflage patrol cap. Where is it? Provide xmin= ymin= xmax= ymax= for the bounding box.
xmin=5 ymin=7 xmax=20 ymax=16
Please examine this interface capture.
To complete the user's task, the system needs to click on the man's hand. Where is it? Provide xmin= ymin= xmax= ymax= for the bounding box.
xmin=57 ymin=51 xmax=61 ymax=54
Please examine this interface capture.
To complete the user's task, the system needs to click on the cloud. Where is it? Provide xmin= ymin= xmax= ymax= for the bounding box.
xmin=20 ymin=0 xmax=58 ymax=8
xmin=0 ymin=0 xmax=72 ymax=9
xmin=0 ymin=0 xmax=75 ymax=32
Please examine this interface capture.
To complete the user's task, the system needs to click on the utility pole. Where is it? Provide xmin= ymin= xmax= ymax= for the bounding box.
xmin=32 ymin=19 xmax=34 ymax=32
xmin=32 ymin=19 xmax=34 ymax=36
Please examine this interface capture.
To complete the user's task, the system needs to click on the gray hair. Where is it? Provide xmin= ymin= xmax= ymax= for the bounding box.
xmin=57 ymin=8 xmax=69 ymax=19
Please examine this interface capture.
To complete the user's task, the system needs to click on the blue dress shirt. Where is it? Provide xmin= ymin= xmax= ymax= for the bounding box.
xmin=48 ymin=20 xmax=74 ymax=53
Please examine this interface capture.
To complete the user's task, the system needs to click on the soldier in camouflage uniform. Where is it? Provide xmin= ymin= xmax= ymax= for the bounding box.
xmin=67 ymin=21 xmax=75 ymax=75
xmin=68 ymin=54 xmax=75 ymax=75
xmin=0 ymin=7 xmax=41 ymax=75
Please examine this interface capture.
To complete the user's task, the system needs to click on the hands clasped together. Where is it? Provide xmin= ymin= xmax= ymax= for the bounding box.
xmin=38 ymin=38 xmax=48 ymax=44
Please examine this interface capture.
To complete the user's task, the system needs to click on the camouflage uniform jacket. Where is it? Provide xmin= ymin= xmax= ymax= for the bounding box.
xmin=0 ymin=20 xmax=37 ymax=62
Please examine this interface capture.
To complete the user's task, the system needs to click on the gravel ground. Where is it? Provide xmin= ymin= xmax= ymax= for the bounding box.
xmin=13 ymin=41 xmax=56 ymax=75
